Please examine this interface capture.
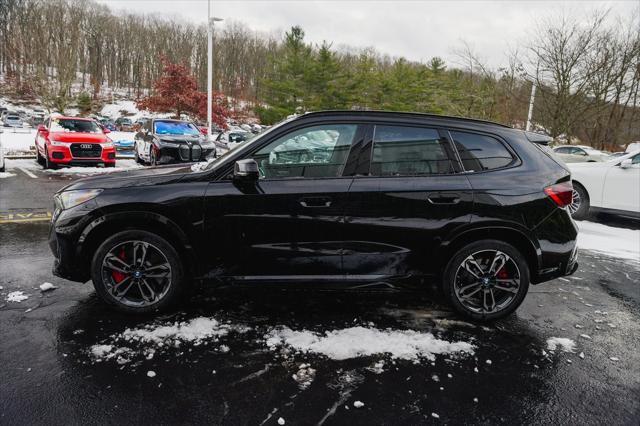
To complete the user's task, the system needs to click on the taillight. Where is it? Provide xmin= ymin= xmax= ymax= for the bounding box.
xmin=544 ymin=181 xmax=574 ymax=208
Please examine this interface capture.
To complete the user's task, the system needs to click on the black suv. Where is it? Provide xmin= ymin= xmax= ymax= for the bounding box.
xmin=49 ymin=111 xmax=578 ymax=320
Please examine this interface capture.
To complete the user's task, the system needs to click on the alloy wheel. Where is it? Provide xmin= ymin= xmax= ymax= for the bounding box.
xmin=453 ymin=249 xmax=521 ymax=314
xmin=567 ymin=189 xmax=581 ymax=215
xmin=100 ymin=240 xmax=172 ymax=307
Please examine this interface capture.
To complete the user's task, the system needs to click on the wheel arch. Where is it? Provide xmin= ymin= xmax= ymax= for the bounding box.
xmin=439 ymin=226 xmax=541 ymax=282
xmin=77 ymin=211 xmax=198 ymax=280
xmin=571 ymin=179 xmax=590 ymax=201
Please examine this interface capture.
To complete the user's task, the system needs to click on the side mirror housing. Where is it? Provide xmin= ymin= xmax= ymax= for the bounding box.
xmin=619 ymin=158 xmax=632 ymax=169
xmin=37 ymin=124 xmax=47 ymax=133
xmin=234 ymin=159 xmax=259 ymax=181
xmin=102 ymin=127 xmax=111 ymax=134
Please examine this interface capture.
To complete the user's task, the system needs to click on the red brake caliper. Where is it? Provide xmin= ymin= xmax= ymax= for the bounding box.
xmin=497 ymin=267 xmax=509 ymax=279
xmin=112 ymin=248 xmax=127 ymax=284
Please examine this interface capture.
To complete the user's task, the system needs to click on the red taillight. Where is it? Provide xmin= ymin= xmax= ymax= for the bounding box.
xmin=544 ymin=181 xmax=574 ymax=208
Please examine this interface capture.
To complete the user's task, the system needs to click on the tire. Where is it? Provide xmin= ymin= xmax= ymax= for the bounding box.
xmin=43 ymin=147 xmax=57 ymax=170
xmin=150 ymin=147 xmax=157 ymax=166
xmin=134 ymin=147 xmax=141 ymax=164
xmin=442 ymin=240 xmax=530 ymax=321
xmin=36 ymin=148 xmax=45 ymax=165
xmin=91 ymin=230 xmax=185 ymax=314
xmin=568 ymin=182 xmax=590 ymax=220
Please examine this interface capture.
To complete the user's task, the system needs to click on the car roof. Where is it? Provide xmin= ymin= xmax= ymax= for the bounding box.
xmin=54 ymin=116 xmax=94 ymax=121
xmin=298 ymin=110 xmax=512 ymax=129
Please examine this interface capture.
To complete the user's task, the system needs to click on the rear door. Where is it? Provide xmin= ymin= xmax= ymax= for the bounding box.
xmin=341 ymin=124 xmax=473 ymax=280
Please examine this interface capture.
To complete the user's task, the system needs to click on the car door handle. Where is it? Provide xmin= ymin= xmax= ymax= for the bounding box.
xmin=299 ymin=197 xmax=332 ymax=208
xmin=427 ymin=193 xmax=461 ymax=204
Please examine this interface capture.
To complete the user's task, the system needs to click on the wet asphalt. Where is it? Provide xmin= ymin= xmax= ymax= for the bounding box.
xmin=1 ymin=161 xmax=639 ymax=425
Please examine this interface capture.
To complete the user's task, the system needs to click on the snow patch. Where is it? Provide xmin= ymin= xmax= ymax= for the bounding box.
xmin=39 ymin=282 xmax=57 ymax=292
xmin=0 ymin=172 xmax=16 ymax=179
xmin=6 ymin=291 xmax=29 ymax=302
xmin=353 ymin=401 xmax=365 ymax=408
xmin=265 ymin=326 xmax=474 ymax=361
xmin=576 ymin=221 xmax=640 ymax=263
xmin=546 ymin=337 xmax=576 ymax=353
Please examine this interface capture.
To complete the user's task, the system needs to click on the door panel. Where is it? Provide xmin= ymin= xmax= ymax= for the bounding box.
xmin=602 ymin=157 xmax=640 ymax=212
xmin=204 ymin=178 xmax=352 ymax=279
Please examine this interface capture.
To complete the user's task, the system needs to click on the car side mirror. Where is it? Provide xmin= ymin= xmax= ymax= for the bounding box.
xmin=619 ymin=158 xmax=632 ymax=169
xmin=103 ymin=127 xmax=111 ymax=134
xmin=234 ymin=159 xmax=259 ymax=181
xmin=37 ymin=124 xmax=47 ymax=133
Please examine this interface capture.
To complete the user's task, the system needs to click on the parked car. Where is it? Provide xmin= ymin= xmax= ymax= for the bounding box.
xmin=2 ymin=114 xmax=23 ymax=128
xmin=215 ymin=130 xmax=252 ymax=144
xmin=113 ymin=138 xmax=136 ymax=158
xmin=49 ymin=111 xmax=578 ymax=320
xmin=29 ymin=113 xmax=45 ymax=127
xmin=115 ymin=117 xmax=134 ymax=131
xmin=35 ymin=116 xmax=116 ymax=169
xmin=567 ymin=150 xmax=640 ymax=220
xmin=98 ymin=117 xmax=117 ymax=131
xmin=134 ymin=119 xmax=216 ymax=165
xmin=552 ymin=145 xmax=607 ymax=163
xmin=0 ymin=129 xmax=5 ymax=172
xmin=134 ymin=117 xmax=150 ymax=131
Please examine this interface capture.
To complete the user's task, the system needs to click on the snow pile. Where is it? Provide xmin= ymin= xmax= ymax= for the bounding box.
xmin=546 ymin=337 xmax=576 ymax=353
xmin=39 ymin=282 xmax=57 ymax=292
xmin=292 ymin=363 xmax=316 ymax=389
xmin=42 ymin=160 xmax=143 ymax=175
xmin=576 ymin=221 xmax=640 ymax=263
xmin=265 ymin=326 xmax=475 ymax=361
xmin=90 ymin=316 xmax=249 ymax=363
xmin=0 ymin=172 xmax=16 ymax=179
xmin=6 ymin=291 xmax=29 ymax=302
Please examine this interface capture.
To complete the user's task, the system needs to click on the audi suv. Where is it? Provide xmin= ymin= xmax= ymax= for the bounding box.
xmin=49 ymin=111 xmax=578 ymax=320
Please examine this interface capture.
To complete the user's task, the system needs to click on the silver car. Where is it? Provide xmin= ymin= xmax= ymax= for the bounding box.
xmin=2 ymin=114 xmax=23 ymax=128
xmin=552 ymin=145 xmax=607 ymax=163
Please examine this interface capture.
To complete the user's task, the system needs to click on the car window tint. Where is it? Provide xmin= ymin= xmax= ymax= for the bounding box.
xmin=555 ymin=147 xmax=570 ymax=154
xmin=631 ymin=154 xmax=640 ymax=164
xmin=370 ymin=126 xmax=454 ymax=176
xmin=450 ymin=131 xmax=514 ymax=171
xmin=252 ymin=124 xmax=356 ymax=179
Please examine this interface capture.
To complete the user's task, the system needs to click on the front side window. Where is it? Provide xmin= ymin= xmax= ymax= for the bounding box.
xmin=154 ymin=121 xmax=200 ymax=135
xmin=554 ymin=147 xmax=570 ymax=154
xmin=50 ymin=119 xmax=101 ymax=133
xmin=252 ymin=124 xmax=357 ymax=179
xmin=370 ymin=126 xmax=454 ymax=176
xmin=450 ymin=131 xmax=515 ymax=172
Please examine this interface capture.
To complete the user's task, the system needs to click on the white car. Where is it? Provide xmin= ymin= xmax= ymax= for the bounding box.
xmin=568 ymin=150 xmax=640 ymax=219
xmin=553 ymin=145 xmax=608 ymax=163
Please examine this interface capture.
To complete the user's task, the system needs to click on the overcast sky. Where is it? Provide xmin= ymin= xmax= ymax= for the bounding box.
xmin=96 ymin=0 xmax=637 ymax=68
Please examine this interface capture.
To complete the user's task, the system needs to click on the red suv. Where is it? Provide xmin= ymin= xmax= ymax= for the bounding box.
xmin=35 ymin=116 xmax=116 ymax=169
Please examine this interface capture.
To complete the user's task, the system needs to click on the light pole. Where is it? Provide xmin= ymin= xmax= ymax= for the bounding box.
xmin=207 ymin=0 xmax=223 ymax=138
xmin=525 ymin=81 xmax=536 ymax=132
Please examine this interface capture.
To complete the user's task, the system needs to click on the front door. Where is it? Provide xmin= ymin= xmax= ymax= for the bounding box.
xmin=204 ymin=123 xmax=361 ymax=282
xmin=342 ymin=124 xmax=473 ymax=280
xmin=602 ymin=153 xmax=640 ymax=213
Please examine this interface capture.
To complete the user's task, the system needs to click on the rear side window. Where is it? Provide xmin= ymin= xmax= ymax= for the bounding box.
xmin=371 ymin=126 xmax=455 ymax=176
xmin=450 ymin=131 xmax=515 ymax=171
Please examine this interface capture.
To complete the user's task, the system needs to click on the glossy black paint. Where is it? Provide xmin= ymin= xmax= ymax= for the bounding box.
xmin=50 ymin=111 xmax=578 ymax=288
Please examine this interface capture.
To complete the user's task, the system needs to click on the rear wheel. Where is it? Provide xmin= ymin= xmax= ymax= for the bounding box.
xmin=442 ymin=240 xmax=529 ymax=321
xmin=91 ymin=230 xmax=184 ymax=314
xmin=568 ymin=182 xmax=590 ymax=220
xmin=150 ymin=147 xmax=158 ymax=166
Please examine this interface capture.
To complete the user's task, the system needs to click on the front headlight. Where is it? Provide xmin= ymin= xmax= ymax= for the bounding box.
xmin=50 ymin=138 xmax=68 ymax=146
xmin=157 ymin=140 xmax=181 ymax=148
xmin=55 ymin=189 xmax=102 ymax=210
xmin=102 ymin=142 xmax=114 ymax=149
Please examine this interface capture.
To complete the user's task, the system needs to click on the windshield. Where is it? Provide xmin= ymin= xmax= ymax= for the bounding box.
xmin=154 ymin=120 xmax=200 ymax=135
xmin=51 ymin=119 xmax=101 ymax=133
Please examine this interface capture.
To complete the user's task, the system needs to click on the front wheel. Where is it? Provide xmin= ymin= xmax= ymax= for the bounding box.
xmin=43 ymin=147 xmax=57 ymax=170
xmin=91 ymin=230 xmax=184 ymax=313
xmin=442 ymin=240 xmax=529 ymax=321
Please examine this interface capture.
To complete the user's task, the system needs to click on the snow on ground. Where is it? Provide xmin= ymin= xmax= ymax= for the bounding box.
xmin=0 ymin=128 xmax=36 ymax=153
xmin=5 ymin=291 xmax=29 ymax=302
xmin=90 ymin=317 xmax=249 ymax=363
xmin=576 ymin=220 xmax=640 ymax=263
xmin=264 ymin=326 xmax=475 ymax=361
xmin=4 ymin=158 xmax=143 ymax=175
xmin=0 ymin=172 xmax=16 ymax=178
xmin=546 ymin=337 xmax=577 ymax=353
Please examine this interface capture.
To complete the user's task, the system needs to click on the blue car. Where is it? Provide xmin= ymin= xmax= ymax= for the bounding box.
xmin=113 ymin=138 xmax=135 ymax=158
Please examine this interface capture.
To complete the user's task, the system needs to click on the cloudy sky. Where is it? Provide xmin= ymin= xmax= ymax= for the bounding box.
xmin=97 ymin=0 xmax=637 ymax=67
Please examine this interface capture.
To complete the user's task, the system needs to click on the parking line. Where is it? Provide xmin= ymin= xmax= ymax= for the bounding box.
xmin=19 ymin=168 xmax=38 ymax=179
xmin=0 ymin=211 xmax=52 ymax=224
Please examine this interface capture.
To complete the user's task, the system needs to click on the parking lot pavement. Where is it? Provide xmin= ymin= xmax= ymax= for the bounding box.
xmin=1 ymin=164 xmax=639 ymax=425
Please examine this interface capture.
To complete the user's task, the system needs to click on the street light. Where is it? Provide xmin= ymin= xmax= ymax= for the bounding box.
xmin=207 ymin=0 xmax=223 ymax=138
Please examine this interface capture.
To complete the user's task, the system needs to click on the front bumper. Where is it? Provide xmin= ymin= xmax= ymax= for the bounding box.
xmin=155 ymin=144 xmax=215 ymax=164
xmin=48 ymin=143 xmax=116 ymax=165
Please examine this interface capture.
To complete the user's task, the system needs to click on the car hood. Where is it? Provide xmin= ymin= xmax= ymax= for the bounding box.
xmin=50 ymin=131 xmax=109 ymax=143
xmin=59 ymin=164 xmax=194 ymax=191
